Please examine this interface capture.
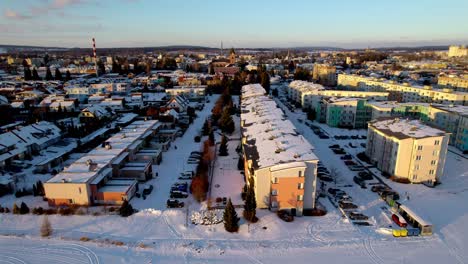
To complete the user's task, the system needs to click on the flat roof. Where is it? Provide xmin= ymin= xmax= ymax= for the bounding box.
xmin=369 ymin=118 xmax=448 ymax=139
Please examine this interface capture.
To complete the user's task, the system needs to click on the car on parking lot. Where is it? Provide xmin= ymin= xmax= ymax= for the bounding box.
xmin=167 ymin=199 xmax=184 ymax=208
xmin=170 ymin=191 xmax=188 ymax=199
xmin=358 ymin=171 xmax=373 ymax=180
xmin=328 ymin=144 xmax=340 ymax=149
xmin=333 ymin=148 xmax=346 ymax=154
xmin=328 ymin=188 xmax=340 ymax=195
xmin=349 ymin=212 xmax=369 ymax=220
xmin=344 ymin=160 xmax=356 ymax=166
xmin=340 ymin=154 xmax=352 ymax=160
xmin=353 ymin=176 xmax=366 ymax=188
xmin=319 ymin=176 xmax=333 ymax=182
xmin=350 ymin=135 xmax=359 ymax=140
xmin=143 ymin=185 xmax=153 ymax=195
xmin=339 ymin=201 xmax=358 ymax=209
xmin=348 ymin=143 xmax=357 ymax=148
xmin=360 ymin=143 xmax=366 ymax=148
xmin=171 ymin=183 xmax=188 ymax=192
xmin=371 ymin=185 xmax=389 ymax=193
xmin=348 ymin=165 xmax=365 ymax=171
xmin=318 ymin=133 xmax=330 ymax=139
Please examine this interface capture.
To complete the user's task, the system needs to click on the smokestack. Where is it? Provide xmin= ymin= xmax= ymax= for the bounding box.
xmin=92 ymin=37 xmax=98 ymax=77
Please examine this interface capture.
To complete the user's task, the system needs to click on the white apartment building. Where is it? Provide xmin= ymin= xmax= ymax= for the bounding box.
xmin=366 ymin=118 xmax=450 ymax=185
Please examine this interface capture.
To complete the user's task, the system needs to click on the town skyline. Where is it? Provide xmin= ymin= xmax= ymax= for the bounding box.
xmin=1 ymin=0 xmax=468 ymax=48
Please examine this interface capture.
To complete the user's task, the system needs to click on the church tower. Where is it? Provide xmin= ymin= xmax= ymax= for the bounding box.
xmin=229 ymin=48 xmax=236 ymax=64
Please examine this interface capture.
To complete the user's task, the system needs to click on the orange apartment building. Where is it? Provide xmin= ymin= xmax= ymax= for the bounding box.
xmin=241 ymin=84 xmax=319 ymax=216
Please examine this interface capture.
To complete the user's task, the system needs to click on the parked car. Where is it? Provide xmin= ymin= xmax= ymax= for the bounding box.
xmin=328 ymin=188 xmax=340 ymax=195
xmin=318 ymin=133 xmax=330 ymax=139
xmin=167 ymin=199 xmax=184 ymax=208
xmin=319 ymin=176 xmax=333 ymax=182
xmin=392 ymin=214 xmax=407 ymax=227
xmin=360 ymin=143 xmax=366 ymax=148
xmin=348 ymin=143 xmax=357 ymax=148
xmin=350 ymin=135 xmax=359 ymax=140
xmin=349 ymin=212 xmax=369 ymax=220
xmin=277 ymin=210 xmax=294 ymax=222
xmin=333 ymin=148 xmax=346 ymax=154
xmin=170 ymin=191 xmax=188 ymax=199
xmin=339 ymin=201 xmax=358 ymax=210
xmin=341 ymin=154 xmax=353 ymax=160
xmin=371 ymin=185 xmax=389 ymax=193
xmin=344 ymin=160 xmax=356 ymax=166
xmin=349 ymin=165 xmax=365 ymax=171
xmin=143 ymin=185 xmax=153 ymax=195
xmin=329 ymin=144 xmax=340 ymax=149
xmin=358 ymin=171 xmax=373 ymax=180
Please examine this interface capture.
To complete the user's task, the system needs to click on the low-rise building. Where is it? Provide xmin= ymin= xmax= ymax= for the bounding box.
xmin=366 ymin=118 xmax=450 ymax=185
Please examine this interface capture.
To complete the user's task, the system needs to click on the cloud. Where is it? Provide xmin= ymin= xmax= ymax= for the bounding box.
xmin=4 ymin=8 xmax=32 ymax=20
xmin=29 ymin=0 xmax=91 ymax=17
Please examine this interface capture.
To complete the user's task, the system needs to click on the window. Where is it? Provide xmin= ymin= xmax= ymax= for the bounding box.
xmin=298 ymin=171 xmax=303 ymax=177
xmin=272 ymin=177 xmax=278 ymax=184
xmin=297 ymin=195 xmax=303 ymax=201
xmin=417 ymin=145 xmax=423 ymax=151
xmin=271 ymin=201 xmax=278 ymax=208
xmin=413 ymin=174 xmax=417 ymax=180
xmin=415 ymin=165 xmax=419 ymax=170
xmin=431 ymin=160 xmax=437 ymax=165
xmin=298 ymin=183 xmax=304 ymax=189
xmin=416 ymin=155 xmax=422 ymax=161
xmin=433 ymin=150 xmax=439 ymax=156
xmin=271 ymin=189 xmax=278 ymax=196
xmin=429 ymin=170 xmax=435 ymax=175
xmin=435 ymin=140 xmax=440 ymax=145
xmin=78 ymin=187 xmax=82 ymax=194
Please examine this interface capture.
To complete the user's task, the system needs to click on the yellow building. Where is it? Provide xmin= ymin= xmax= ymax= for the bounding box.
xmin=448 ymin=45 xmax=468 ymax=57
xmin=438 ymin=75 xmax=468 ymax=92
xmin=312 ymin=64 xmax=336 ymax=86
xmin=366 ymin=118 xmax=450 ymax=185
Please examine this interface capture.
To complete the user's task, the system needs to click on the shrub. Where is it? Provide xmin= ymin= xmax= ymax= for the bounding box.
xmin=390 ymin=176 xmax=411 ymax=184
xmin=45 ymin=208 xmax=57 ymax=215
xmin=303 ymin=208 xmax=327 ymax=216
xmin=32 ymin=207 xmax=44 ymax=215
xmin=58 ymin=207 xmax=73 ymax=216
xmin=4 ymin=207 xmax=10 ymax=213
xmin=223 ymin=199 xmax=239 ymax=232
xmin=20 ymin=202 xmax=30 ymax=214
xmin=119 ymin=200 xmax=134 ymax=217
xmin=0 ymin=206 xmax=4 ymax=213
xmin=75 ymin=209 xmax=85 ymax=215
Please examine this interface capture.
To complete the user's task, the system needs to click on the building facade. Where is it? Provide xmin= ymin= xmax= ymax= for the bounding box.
xmin=366 ymin=118 xmax=450 ymax=185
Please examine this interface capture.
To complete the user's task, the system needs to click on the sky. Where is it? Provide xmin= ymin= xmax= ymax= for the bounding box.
xmin=0 ymin=0 xmax=467 ymax=49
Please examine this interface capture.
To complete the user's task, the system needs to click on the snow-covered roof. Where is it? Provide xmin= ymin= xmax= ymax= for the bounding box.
xmin=241 ymin=84 xmax=318 ymax=169
xmin=369 ymin=118 xmax=448 ymax=139
xmin=430 ymin=104 xmax=468 ymax=117
xmin=47 ymin=120 xmax=159 ymax=184
xmin=81 ymin=105 xmax=112 ymax=118
xmin=0 ymin=95 xmax=8 ymax=105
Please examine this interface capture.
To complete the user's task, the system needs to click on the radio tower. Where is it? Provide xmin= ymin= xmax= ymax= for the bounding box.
xmin=92 ymin=37 xmax=98 ymax=77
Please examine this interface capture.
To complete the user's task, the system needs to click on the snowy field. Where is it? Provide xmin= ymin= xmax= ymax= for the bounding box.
xmin=0 ymin=93 xmax=468 ymax=263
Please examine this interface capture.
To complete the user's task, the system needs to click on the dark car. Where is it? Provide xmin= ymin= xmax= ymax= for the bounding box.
xmin=167 ymin=199 xmax=184 ymax=208
xmin=339 ymin=201 xmax=358 ymax=209
xmin=349 ymin=212 xmax=369 ymax=220
xmin=319 ymin=176 xmax=333 ymax=182
xmin=351 ymin=135 xmax=359 ymax=140
xmin=353 ymin=176 xmax=366 ymax=188
xmin=170 ymin=191 xmax=188 ymax=199
xmin=358 ymin=171 xmax=373 ymax=180
xmin=371 ymin=185 xmax=389 ymax=193
xmin=328 ymin=188 xmax=340 ymax=195
xmin=333 ymin=148 xmax=346 ymax=154
xmin=318 ymin=133 xmax=329 ymax=139
xmin=348 ymin=143 xmax=357 ymax=148
xmin=341 ymin=154 xmax=353 ymax=160
xmin=143 ymin=185 xmax=153 ymax=195
xmin=277 ymin=210 xmax=294 ymax=222
xmin=344 ymin=160 xmax=356 ymax=166
xmin=329 ymin=144 xmax=340 ymax=149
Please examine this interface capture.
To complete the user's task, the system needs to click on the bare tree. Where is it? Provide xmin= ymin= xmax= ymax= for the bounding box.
xmin=40 ymin=215 xmax=52 ymax=237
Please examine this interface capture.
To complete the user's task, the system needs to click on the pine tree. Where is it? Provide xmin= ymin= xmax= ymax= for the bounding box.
xmin=55 ymin=68 xmax=62 ymax=81
xmin=65 ymin=70 xmax=71 ymax=81
xmin=24 ymin=67 xmax=32 ymax=81
xmin=32 ymin=184 xmax=37 ymax=197
xmin=36 ymin=180 xmax=45 ymax=196
xmin=237 ymin=156 xmax=244 ymax=170
xmin=208 ymin=130 xmax=215 ymax=146
xmin=45 ymin=67 xmax=53 ymax=80
xmin=223 ymin=198 xmax=239 ymax=232
xmin=12 ymin=203 xmax=19 ymax=214
xmin=219 ymin=135 xmax=228 ymax=156
xmin=119 ymin=200 xmax=134 ymax=217
xmin=243 ymin=182 xmax=257 ymax=222
xmin=40 ymin=215 xmax=52 ymax=237
xmin=32 ymin=68 xmax=40 ymax=80
xmin=202 ymin=120 xmax=210 ymax=136
xmin=219 ymin=107 xmax=235 ymax=134
xmin=20 ymin=202 xmax=29 ymax=214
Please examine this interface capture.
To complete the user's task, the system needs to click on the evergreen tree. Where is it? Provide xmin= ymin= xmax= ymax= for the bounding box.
xmin=243 ymin=178 xmax=257 ymax=222
xmin=41 ymin=215 xmax=52 ymax=237
xmin=237 ymin=156 xmax=244 ymax=170
xmin=219 ymin=135 xmax=229 ymax=156
xmin=260 ymin=72 xmax=270 ymax=94
xmin=12 ymin=203 xmax=19 ymax=214
xmin=208 ymin=130 xmax=215 ymax=146
xmin=20 ymin=202 xmax=29 ymax=214
xmin=55 ymin=68 xmax=62 ymax=81
xmin=45 ymin=67 xmax=53 ymax=81
xmin=218 ymin=107 xmax=235 ymax=134
xmin=32 ymin=184 xmax=37 ymax=197
xmin=119 ymin=200 xmax=134 ymax=217
xmin=65 ymin=70 xmax=71 ymax=81
xmin=32 ymin=68 xmax=40 ymax=80
xmin=43 ymin=54 xmax=49 ymax=66
xmin=202 ymin=120 xmax=210 ymax=136
xmin=36 ymin=180 xmax=45 ymax=196
xmin=24 ymin=67 xmax=32 ymax=81
xmin=223 ymin=198 xmax=239 ymax=232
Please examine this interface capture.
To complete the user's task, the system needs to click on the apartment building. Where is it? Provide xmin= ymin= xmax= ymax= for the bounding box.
xmin=312 ymin=64 xmax=337 ymax=86
xmin=438 ymin=75 xmax=468 ymax=92
xmin=338 ymin=74 xmax=468 ymax=105
xmin=366 ymin=118 xmax=450 ymax=185
xmin=288 ymin=80 xmax=388 ymax=110
xmin=165 ymin=86 xmax=206 ymax=102
xmin=241 ymin=84 xmax=319 ymax=216
xmin=448 ymin=45 xmax=468 ymax=57
xmin=44 ymin=120 xmax=161 ymax=206
xmin=428 ymin=105 xmax=468 ymax=152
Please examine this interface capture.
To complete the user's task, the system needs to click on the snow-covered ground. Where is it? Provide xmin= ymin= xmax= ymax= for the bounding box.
xmin=1 ymin=92 xmax=468 ymax=263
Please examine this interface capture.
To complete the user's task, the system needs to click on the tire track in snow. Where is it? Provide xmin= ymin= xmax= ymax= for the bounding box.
xmin=362 ymin=237 xmax=385 ymax=264
xmin=163 ymin=210 xmax=182 ymax=239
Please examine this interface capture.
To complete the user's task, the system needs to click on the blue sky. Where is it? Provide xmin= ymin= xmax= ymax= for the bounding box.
xmin=1 ymin=0 xmax=467 ymax=48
